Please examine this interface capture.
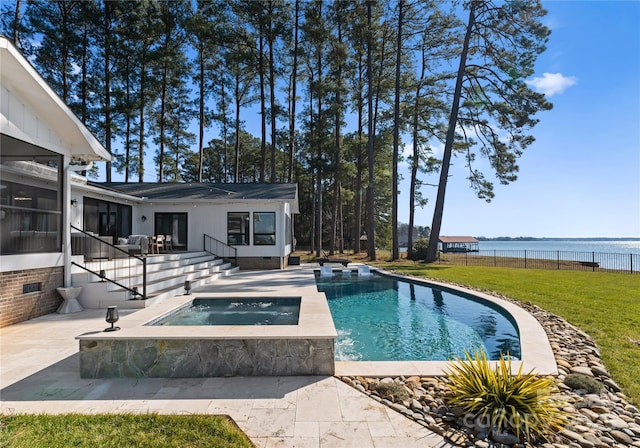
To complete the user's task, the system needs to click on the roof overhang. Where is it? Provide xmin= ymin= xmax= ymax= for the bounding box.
xmin=0 ymin=36 xmax=110 ymax=162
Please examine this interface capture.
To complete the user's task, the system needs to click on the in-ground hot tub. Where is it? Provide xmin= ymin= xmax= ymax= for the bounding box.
xmin=150 ymin=297 xmax=302 ymax=326
xmin=77 ymin=291 xmax=336 ymax=379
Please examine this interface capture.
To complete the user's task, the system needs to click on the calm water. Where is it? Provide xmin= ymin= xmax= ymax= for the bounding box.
xmin=316 ymin=273 xmax=520 ymax=362
xmin=477 ymin=239 xmax=640 ymax=254
xmin=153 ymin=298 xmax=300 ymax=326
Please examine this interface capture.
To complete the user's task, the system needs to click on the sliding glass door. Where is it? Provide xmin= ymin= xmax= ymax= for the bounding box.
xmin=155 ymin=213 xmax=187 ymax=251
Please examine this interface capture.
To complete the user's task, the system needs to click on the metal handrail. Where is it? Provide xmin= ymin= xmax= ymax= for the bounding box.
xmin=70 ymin=225 xmax=147 ymax=299
xmin=203 ymin=233 xmax=237 ymax=266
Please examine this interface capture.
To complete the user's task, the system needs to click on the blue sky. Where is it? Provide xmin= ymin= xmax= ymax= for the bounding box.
xmin=403 ymin=0 xmax=640 ymax=238
xmin=102 ymin=1 xmax=639 ymax=238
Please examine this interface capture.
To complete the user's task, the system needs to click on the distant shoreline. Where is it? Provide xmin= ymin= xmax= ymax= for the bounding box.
xmin=475 ymin=237 xmax=640 ymax=242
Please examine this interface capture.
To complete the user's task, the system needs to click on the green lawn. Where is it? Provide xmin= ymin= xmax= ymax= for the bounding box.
xmin=0 ymin=413 xmax=254 ymax=448
xmin=373 ymin=262 xmax=640 ymax=404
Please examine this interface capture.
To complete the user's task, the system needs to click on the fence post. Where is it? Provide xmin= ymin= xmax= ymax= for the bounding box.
xmin=494 ymin=250 xmax=496 ymax=267
xmin=631 ymin=254 xmax=633 ymax=274
xmin=557 ymin=251 xmax=560 ymax=270
xmin=524 ymin=250 xmax=527 ymax=269
xmin=592 ymin=252 xmax=596 ymax=272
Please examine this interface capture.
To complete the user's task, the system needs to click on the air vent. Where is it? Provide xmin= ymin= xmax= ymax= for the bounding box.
xmin=23 ymin=282 xmax=42 ymax=294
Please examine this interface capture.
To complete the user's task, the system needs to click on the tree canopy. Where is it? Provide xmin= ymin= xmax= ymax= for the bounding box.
xmin=0 ymin=0 xmax=552 ymax=260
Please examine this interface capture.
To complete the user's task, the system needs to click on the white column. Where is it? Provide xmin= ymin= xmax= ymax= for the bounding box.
xmin=62 ymin=156 xmax=72 ymax=287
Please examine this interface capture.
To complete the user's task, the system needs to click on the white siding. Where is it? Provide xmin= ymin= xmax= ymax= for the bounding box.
xmin=1 ymin=85 xmax=69 ymax=156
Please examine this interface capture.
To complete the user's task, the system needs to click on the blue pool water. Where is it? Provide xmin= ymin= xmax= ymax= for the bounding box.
xmin=316 ymin=273 xmax=520 ymax=361
xmin=151 ymin=297 xmax=301 ymax=326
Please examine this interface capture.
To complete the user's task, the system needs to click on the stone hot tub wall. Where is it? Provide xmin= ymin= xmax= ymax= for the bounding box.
xmin=76 ymin=288 xmax=337 ymax=379
xmin=79 ymin=337 xmax=334 ymax=378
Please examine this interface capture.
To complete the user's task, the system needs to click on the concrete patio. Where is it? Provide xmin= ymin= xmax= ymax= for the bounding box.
xmin=0 ymin=266 xmax=453 ymax=448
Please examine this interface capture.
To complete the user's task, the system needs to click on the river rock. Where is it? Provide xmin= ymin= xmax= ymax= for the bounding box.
xmin=491 ymin=431 xmax=521 ymax=445
xmin=603 ymin=379 xmax=622 ymax=392
xmin=571 ymin=366 xmax=593 ymax=377
xmin=608 ymin=429 xmax=633 ymax=445
xmin=590 ymin=364 xmax=610 ymax=377
xmin=599 ymin=414 xmax=629 ymax=430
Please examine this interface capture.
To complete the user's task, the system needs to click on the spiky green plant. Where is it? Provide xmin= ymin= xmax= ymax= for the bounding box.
xmin=445 ymin=351 xmax=568 ymax=442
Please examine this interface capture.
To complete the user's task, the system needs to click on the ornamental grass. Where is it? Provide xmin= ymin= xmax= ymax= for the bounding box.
xmin=445 ymin=351 xmax=569 ymax=443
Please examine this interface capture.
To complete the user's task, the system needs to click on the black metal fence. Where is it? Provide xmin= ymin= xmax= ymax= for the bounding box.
xmin=437 ymin=250 xmax=639 ymax=274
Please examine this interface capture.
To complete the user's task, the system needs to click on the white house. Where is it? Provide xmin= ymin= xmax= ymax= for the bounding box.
xmin=0 ymin=36 xmax=299 ymax=327
xmin=1 ymin=35 xmax=111 ymax=326
xmin=71 ymin=180 xmax=299 ymax=270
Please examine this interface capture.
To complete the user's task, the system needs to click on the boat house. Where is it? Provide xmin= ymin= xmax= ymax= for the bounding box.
xmin=438 ymin=236 xmax=479 ymax=253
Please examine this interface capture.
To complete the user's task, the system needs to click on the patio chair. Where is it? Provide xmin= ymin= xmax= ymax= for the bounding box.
xmin=154 ymin=234 xmax=165 ymax=253
xmin=165 ymin=234 xmax=173 ymax=252
xmin=357 ymin=265 xmax=373 ymax=277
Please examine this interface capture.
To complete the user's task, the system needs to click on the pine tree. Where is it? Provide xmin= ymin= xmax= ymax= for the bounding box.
xmin=425 ymin=0 xmax=552 ymax=262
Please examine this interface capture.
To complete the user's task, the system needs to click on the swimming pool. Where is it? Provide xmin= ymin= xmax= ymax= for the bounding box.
xmin=150 ymin=297 xmax=301 ymax=326
xmin=316 ymin=271 xmax=520 ymax=362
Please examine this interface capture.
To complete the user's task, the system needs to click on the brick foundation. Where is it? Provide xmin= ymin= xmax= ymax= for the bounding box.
xmin=0 ymin=267 xmax=64 ymax=328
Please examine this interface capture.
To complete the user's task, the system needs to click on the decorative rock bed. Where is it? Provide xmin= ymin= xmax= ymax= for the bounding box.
xmin=340 ymin=294 xmax=640 ymax=447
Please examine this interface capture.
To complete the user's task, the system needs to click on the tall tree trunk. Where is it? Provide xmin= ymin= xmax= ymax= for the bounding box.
xmin=408 ymin=32 xmax=428 ymax=258
xmin=138 ymin=56 xmax=146 ymax=183
xmin=268 ymin=1 xmax=276 ymax=182
xmin=288 ymin=0 xmax=299 ymax=183
xmin=234 ymin=72 xmax=241 ymax=183
xmin=391 ymin=0 xmax=404 ymax=260
xmin=221 ymin=81 xmax=228 ymax=182
xmin=366 ymin=0 xmax=376 ymax=260
xmin=259 ymin=29 xmax=266 ymax=182
xmin=158 ymin=64 xmax=168 ymax=182
xmin=355 ymin=53 xmax=364 ymax=254
xmin=12 ymin=0 xmax=21 ymax=47
xmin=103 ymin=0 xmax=112 ymax=182
xmin=425 ymin=3 xmax=476 ymax=262
xmin=408 ymin=90 xmax=420 ymax=257
xmin=125 ymin=58 xmax=132 ymax=183
xmin=315 ymin=60 xmax=323 ymax=258
xmin=329 ymin=15 xmax=344 ymax=256
xmin=198 ymin=46 xmax=205 ymax=182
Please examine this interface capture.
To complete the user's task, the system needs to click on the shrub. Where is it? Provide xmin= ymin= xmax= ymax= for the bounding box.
xmin=375 ymin=382 xmax=410 ymax=402
xmin=445 ymin=351 xmax=568 ymax=443
xmin=564 ymin=373 xmax=604 ymax=394
xmin=408 ymin=237 xmax=429 ymax=260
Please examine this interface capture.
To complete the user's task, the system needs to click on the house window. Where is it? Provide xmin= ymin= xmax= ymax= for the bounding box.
xmin=227 ymin=212 xmax=249 ymax=246
xmin=0 ymin=137 xmax=62 ymax=255
xmin=253 ymin=212 xmax=275 ymax=246
xmin=83 ymin=197 xmax=132 ymax=241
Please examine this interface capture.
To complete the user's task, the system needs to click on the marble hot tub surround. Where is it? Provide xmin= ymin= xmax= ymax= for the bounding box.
xmin=77 ymin=281 xmax=337 ymax=378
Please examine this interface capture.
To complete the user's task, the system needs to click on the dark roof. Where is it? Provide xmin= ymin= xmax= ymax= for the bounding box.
xmin=439 ymin=236 xmax=479 ymax=243
xmin=90 ymin=182 xmax=298 ymax=201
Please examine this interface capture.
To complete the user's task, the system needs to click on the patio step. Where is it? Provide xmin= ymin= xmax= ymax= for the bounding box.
xmin=71 ymin=251 xmax=238 ymax=309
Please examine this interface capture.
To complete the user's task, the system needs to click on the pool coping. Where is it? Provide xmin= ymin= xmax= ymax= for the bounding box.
xmin=76 ymin=282 xmax=337 ymax=341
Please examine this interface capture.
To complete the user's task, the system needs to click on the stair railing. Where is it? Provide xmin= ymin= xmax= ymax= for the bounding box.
xmin=70 ymin=225 xmax=147 ymax=299
xmin=203 ymin=233 xmax=237 ymax=266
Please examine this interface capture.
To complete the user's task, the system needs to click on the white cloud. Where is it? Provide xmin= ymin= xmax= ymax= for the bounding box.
xmin=526 ymin=72 xmax=577 ymax=97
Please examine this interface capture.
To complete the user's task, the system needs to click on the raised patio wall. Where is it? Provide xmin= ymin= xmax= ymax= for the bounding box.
xmin=0 ymin=267 xmax=63 ymax=327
